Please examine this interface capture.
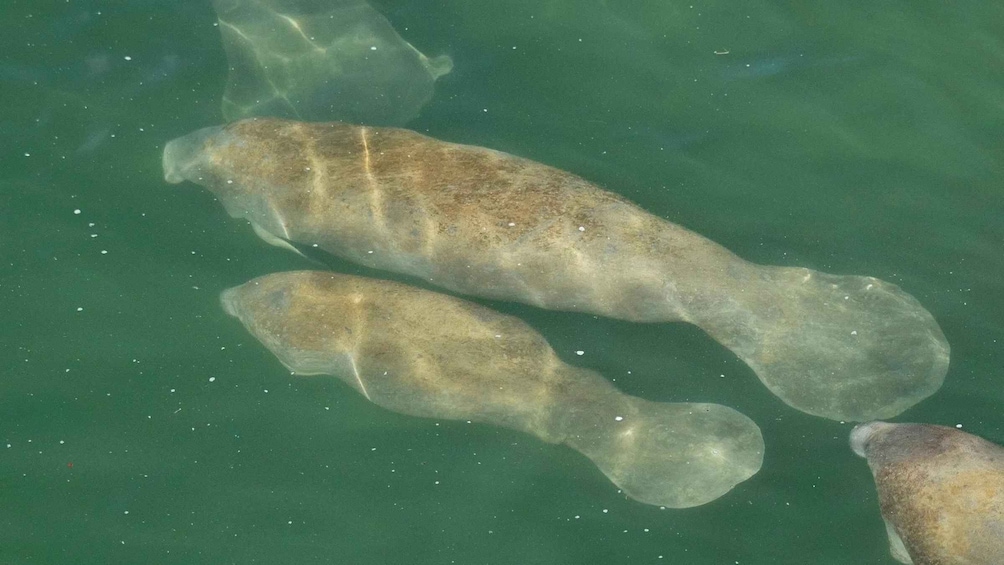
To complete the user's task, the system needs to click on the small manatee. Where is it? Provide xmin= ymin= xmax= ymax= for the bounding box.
xmin=222 ymin=271 xmax=765 ymax=508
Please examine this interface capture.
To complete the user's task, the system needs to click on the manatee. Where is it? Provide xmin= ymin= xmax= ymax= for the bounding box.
xmin=220 ymin=271 xmax=765 ymax=508
xmin=850 ymin=422 xmax=1004 ymax=564
xmin=164 ymin=117 xmax=951 ymax=422
xmin=212 ymin=0 xmax=452 ymax=125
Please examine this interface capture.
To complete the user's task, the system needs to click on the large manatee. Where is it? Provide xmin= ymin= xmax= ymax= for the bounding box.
xmin=164 ymin=118 xmax=951 ymax=421
xmin=220 ymin=271 xmax=765 ymax=508
xmin=851 ymin=422 xmax=1004 ymax=564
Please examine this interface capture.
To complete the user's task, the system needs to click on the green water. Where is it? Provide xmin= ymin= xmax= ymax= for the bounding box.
xmin=1 ymin=0 xmax=1001 ymax=563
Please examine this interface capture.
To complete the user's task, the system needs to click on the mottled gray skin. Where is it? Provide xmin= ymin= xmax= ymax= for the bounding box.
xmin=164 ymin=118 xmax=951 ymax=422
xmin=851 ymin=422 xmax=1004 ymax=565
xmin=221 ymin=271 xmax=765 ymax=508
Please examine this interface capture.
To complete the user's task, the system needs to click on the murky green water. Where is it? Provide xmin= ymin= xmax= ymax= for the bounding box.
xmin=2 ymin=1 xmax=1001 ymax=563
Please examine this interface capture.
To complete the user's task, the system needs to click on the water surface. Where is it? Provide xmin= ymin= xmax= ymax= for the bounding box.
xmin=2 ymin=1 xmax=1002 ymax=563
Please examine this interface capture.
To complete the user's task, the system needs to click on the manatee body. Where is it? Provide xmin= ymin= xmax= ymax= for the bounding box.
xmin=164 ymin=118 xmax=950 ymax=422
xmin=221 ymin=271 xmax=764 ymax=508
xmin=851 ymin=422 xmax=1004 ymax=564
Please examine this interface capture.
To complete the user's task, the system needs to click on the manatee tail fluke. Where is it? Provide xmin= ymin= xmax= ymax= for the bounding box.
xmin=563 ymin=398 xmax=764 ymax=508
xmin=693 ymin=266 xmax=949 ymax=422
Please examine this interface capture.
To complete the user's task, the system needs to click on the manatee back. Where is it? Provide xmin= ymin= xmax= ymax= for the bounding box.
xmin=852 ymin=422 xmax=1004 ymax=565
xmin=222 ymin=271 xmax=582 ymax=435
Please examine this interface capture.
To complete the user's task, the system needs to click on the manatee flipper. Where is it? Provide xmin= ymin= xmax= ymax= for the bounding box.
xmin=884 ymin=519 xmax=913 ymax=565
xmin=250 ymin=221 xmax=309 ymax=260
xmin=221 ymin=271 xmax=764 ymax=508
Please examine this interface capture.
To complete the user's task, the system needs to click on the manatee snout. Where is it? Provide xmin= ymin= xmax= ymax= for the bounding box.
xmin=162 ymin=125 xmax=225 ymax=184
xmin=849 ymin=421 xmax=893 ymax=457
xmin=220 ymin=286 xmax=241 ymax=318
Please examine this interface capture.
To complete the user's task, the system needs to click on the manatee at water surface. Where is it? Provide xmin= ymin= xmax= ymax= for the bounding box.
xmin=220 ymin=271 xmax=764 ymax=508
xmin=212 ymin=0 xmax=452 ymax=125
xmin=164 ymin=118 xmax=951 ymax=422
xmin=851 ymin=422 xmax=1004 ymax=565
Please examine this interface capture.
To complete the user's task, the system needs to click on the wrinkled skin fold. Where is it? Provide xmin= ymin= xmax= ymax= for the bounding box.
xmin=221 ymin=271 xmax=765 ymax=508
xmin=165 ymin=117 xmax=951 ymax=422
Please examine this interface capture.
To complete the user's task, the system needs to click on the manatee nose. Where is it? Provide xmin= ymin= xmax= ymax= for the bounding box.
xmin=850 ymin=421 xmax=892 ymax=458
xmin=220 ymin=286 xmax=243 ymax=319
xmin=162 ymin=125 xmax=224 ymax=184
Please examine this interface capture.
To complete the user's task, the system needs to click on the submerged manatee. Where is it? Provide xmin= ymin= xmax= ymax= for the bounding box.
xmin=164 ymin=118 xmax=950 ymax=422
xmin=221 ymin=271 xmax=764 ymax=508
xmin=851 ymin=422 xmax=1004 ymax=564
xmin=213 ymin=0 xmax=452 ymax=125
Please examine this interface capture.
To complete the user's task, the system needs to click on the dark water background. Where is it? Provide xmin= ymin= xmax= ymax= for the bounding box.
xmin=1 ymin=0 xmax=1002 ymax=563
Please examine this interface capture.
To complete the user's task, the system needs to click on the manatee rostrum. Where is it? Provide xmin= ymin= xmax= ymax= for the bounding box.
xmin=220 ymin=271 xmax=765 ymax=508
xmin=851 ymin=422 xmax=1004 ymax=564
xmin=164 ymin=118 xmax=951 ymax=422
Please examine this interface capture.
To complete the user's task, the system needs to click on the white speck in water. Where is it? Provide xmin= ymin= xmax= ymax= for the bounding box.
xmin=76 ymin=307 xmax=83 ymax=312
xmin=602 ymin=509 xmax=609 ymax=514
xmin=575 ymin=350 xmax=584 ymax=356
xmin=956 ymin=423 xmax=963 ymax=428
xmin=74 ymin=209 xmax=81 ymax=215
xmin=370 ymin=46 xmax=377 ymax=50
xmin=208 ymin=377 xmax=215 ymax=383
xmin=850 ymin=330 xmax=857 ymax=335
xmin=124 ymin=56 xmax=132 ymax=61
xmin=614 ymin=416 xmax=624 ymax=422
xmin=101 ymin=250 xmax=108 ymax=254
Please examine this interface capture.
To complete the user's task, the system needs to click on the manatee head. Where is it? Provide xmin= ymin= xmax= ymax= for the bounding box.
xmin=850 ymin=421 xmax=894 ymax=458
xmin=221 ymin=272 xmax=359 ymax=376
xmin=162 ymin=119 xmax=320 ymax=228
